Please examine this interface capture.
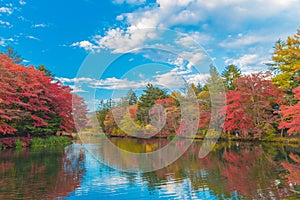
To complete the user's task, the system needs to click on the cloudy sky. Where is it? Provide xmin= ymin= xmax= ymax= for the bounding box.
xmin=1 ymin=0 xmax=299 ymax=110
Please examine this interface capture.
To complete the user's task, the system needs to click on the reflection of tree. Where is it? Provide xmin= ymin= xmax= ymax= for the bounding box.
xmin=135 ymin=141 xmax=293 ymax=199
xmin=221 ymin=145 xmax=290 ymax=199
xmin=281 ymin=153 xmax=300 ymax=186
xmin=103 ymin=138 xmax=191 ymax=171
xmin=87 ymin=138 xmax=298 ymax=199
xmin=0 ymin=145 xmax=85 ymax=199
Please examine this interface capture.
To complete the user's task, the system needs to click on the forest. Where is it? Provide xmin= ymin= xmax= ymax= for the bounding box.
xmin=96 ymin=29 xmax=300 ymax=141
xmin=0 ymin=29 xmax=299 ymax=142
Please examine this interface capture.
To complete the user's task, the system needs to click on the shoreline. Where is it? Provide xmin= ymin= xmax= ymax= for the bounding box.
xmin=1 ymin=132 xmax=299 ymax=150
xmin=77 ymin=131 xmax=300 ymax=145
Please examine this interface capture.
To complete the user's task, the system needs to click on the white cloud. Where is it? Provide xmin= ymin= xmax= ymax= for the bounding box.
xmin=70 ymin=0 xmax=300 ymax=80
xmin=19 ymin=0 xmax=26 ymax=5
xmin=154 ymin=71 xmax=185 ymax=89
xmin=0 ymin=7 xmax=13 ymax=15
xmin=116 ymin=15 xmax=124 ymax=21
xmin=32 ymin=24 xmax=46 ymax=28
xmin=168 ymin=57 xmax=193 ymax=75
xmin=0 ymin=37 xmax=14 ymax=46
xmin=90 ymin=77 xmax=146 ymax=90
xmin=74 ymin=0 xmax=300 ymax=53
xmin=71 ymin=40 xmax=99 ymax=51
xmin=56 ymin=67 xmax=210 ymax=93
xmin=69 ymin=85 xmax=87 ymax=93
xmin=56 ymin=76 xmax=146 ymax=90
xmin=224 ymin=54 xmax=269 ymax=73
xmin=27 ymin=35 xmax=40 ymax=40
xmin=113 ymin=0 xmax=146 ymax=5
xmin=56 ymin=77 xmax=94 ymax=84
xmin=0 ymin=20 xmax=11 ymax=26
xmin=176 ymin=32 xmax=213 ymax=47
xmin=219 ymin=34 xmax=272 ymax=48
xmin=154 ymin=68 xmax=210 ymax=89
xmin=184 ymin=73 xmax=210 ymax=85
xmin=91 ymin=27 xmax=157 ymax=53
xmin=0 ymin=38 xmax=5 ymax=46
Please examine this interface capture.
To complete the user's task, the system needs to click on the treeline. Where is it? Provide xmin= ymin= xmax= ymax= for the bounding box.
xmin=96 ymin=29 xmax=300 ymax=139
xmin=0 ymin=52 xmax=88 ymax=137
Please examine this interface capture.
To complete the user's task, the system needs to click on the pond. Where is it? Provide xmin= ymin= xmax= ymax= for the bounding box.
xmin=0 ymin=138 xmax=299 ymax=199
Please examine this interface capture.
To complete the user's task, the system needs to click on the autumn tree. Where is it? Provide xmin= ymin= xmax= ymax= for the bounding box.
xmin=0 ymin=54 xmax=87 ymax=136
xmin=267 ymin=30 xmax=300 ymax=136
xmin=281 ymin=153 xmax=300 ymax=186
xmin=72 ymin=94 xmax=88 ymax=130
xmin=269 ymin=29 xmax=300 ymax=93
xmin=103 ymin=107 xmax=125 ymax=136
xmin=279 ymin=84 xmax=300 ymax=135
xmin=1 ymin=46 xmax=23 ymax=64
xmin=223 ymin=72 xmax=284 ymax=138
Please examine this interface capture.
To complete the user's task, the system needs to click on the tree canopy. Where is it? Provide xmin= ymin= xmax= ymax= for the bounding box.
xmin=270 ymin=29 xmax=300 ymax=92
xmin=0 ymin=54 xmax=88 ymax=136
xmin=136 ymin=83 xmax=167 ymax=124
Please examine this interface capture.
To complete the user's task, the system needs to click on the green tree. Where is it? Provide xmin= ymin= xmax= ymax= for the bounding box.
xmin=205 ymin=65 xmax=224 ymax=94
xmin=221 ymin=64 xmax=242 ymax=90
xmin=122 ymin=89 xmax=138 ymax=105
xmin=96 ymin=99 xmax=111 ymax=131
xmin=269 ymin=29 xmax=300 ymax=93
xmin=197 ymin=65 xmax=225 ymax=131
xmin=37 ymin=64 xmax=55 ymax=77
xmin=136 ymin=83 xmax=167 ymax=124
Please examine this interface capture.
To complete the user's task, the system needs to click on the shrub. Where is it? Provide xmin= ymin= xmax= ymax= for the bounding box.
xmin=15 ymin=139 xmax=23 ymax=149
xmin=30 ymin=136 xmax=72 ymax=148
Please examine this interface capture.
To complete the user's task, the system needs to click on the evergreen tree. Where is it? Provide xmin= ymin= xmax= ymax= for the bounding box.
xmin=122 ymin=89 xmax=138 ymax=105
xmin=37 ymin=64 xmax=55 ymax=77
xmin=221 ymin=64 xmax=242 ymax=90
xmin=136 ymin=83 xmax=167 ymax=124
xmin=203 ymin=65 xmax=224 ymax=95
xmin=96 ymin=99 xmax=111 ymax=130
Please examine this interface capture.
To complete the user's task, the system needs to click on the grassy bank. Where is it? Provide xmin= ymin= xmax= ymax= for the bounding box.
xmin=30 ymin=136 xmax=72 ymax=148
xmin=192 ymin=135 xmax=300 ymax=145
xmin=0 ymin=136 xmax=72 ymax=150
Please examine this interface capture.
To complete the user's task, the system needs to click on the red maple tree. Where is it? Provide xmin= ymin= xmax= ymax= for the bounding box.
xmin=279 ymin=85 xmax=300 ymax=135
xmin=0 ymin=54 xmax=87 ymax=135
xmin=223 ymin=73 xmax=284 ymax=138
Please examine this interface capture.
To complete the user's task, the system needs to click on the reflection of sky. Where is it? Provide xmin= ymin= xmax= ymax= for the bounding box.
xmin=66 ymin=147 xmax=225 ymax=200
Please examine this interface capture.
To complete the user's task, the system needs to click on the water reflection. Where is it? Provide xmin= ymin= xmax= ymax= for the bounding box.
xmin=0 ymin=144 xmax=85 ymax=199
xmin=0 ymin=139 xmax=299 ymax=199
xmin=82 ymin=138 xmax=299 ymax=199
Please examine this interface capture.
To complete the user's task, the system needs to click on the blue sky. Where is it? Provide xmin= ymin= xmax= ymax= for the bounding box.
xmin=1 ymin=0 xmax=300 ymax=111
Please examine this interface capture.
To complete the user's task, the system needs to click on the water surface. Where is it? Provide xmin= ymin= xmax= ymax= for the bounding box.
xmin=0 ymin=138 xmax=299 ymax=199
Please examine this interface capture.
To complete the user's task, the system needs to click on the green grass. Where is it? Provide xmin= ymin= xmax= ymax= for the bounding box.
xmin=30 ymin=136 xmax=72 ymax=148
xmin=167 ymin=134 xmax=178 ymax=140
xmin=15 ymin=139 xmax=23 ymax=150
